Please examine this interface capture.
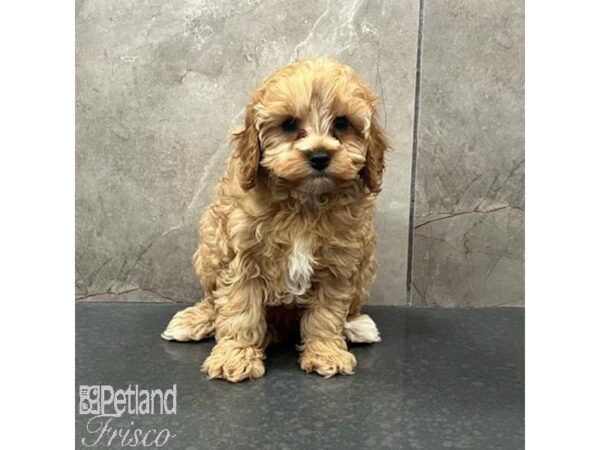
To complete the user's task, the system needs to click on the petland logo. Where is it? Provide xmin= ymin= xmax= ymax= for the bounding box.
xmin=78 ymin=385 xmax=177 ymax=447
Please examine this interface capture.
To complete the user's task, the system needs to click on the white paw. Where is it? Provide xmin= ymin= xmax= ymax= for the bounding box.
xmin=160 ymin=305 xmax=214 ymax=342
xmin=343 ymin=314 xmax=382 ymax=343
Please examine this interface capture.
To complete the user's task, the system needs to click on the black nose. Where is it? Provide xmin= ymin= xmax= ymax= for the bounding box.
xmin=308 ymin=151 xmax=331 ymax=171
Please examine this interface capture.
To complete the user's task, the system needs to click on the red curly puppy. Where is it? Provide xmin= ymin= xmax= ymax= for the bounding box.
xmin=162 ymin=56 xmax=388 ymax=382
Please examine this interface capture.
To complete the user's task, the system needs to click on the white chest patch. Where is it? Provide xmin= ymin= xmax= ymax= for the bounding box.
xmin=285 ymin=239 xmax=315 ymax=297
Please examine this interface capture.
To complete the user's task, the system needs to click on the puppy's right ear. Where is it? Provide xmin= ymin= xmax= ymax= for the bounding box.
xmin=231 ymin=106 xmax=261 ymax=191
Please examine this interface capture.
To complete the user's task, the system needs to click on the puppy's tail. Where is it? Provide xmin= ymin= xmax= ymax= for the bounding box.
xmin=343 ymin=314 xmax=382 ymax=343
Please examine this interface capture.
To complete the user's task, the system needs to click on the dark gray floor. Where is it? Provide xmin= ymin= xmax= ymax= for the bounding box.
xmin=76 ymin=304 xmax=524 ymax=450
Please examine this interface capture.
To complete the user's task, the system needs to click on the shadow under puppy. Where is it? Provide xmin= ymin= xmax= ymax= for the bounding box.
xmin=162 ymin=56 xmax=389 ymax=382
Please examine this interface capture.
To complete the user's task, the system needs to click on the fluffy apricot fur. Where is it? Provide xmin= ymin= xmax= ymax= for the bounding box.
xmin=162 ymin=57 xmax=388 ymax=382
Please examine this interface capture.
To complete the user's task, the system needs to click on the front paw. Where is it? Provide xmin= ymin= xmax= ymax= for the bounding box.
xmin=299 ymin=345 xmax=357 ymax=378
xmin=201 ymin=341 xmax=265 ymax=383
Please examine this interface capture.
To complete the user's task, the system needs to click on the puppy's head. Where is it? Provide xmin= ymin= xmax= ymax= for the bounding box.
xmin=232 ymin=57 xmax=388 ymax=195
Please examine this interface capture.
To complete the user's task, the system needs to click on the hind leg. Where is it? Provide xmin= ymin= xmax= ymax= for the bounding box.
xmin=162 ymin=209 xmax=223 ymax=342
xmin=344 ymin=234 xmax=381 ymax=344
xmin=161 ymin=297 xmax=216 ymax=342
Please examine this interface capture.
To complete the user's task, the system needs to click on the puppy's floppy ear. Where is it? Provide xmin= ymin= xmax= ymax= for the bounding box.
xmin=231 ymin=105 xmax=261 ymax=191
xmin=361 ymin=114 xmax=389 ymax=193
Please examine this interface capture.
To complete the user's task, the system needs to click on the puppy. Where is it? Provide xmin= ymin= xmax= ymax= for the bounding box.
xmin=161 ymin=56 xmax=388 ymax=382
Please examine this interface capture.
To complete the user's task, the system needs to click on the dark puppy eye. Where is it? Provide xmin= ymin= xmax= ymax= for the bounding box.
xmin=333 ymin=116 xmax=349 ymax=131
xmin=281 ymin=117 xmax=298 ymax=132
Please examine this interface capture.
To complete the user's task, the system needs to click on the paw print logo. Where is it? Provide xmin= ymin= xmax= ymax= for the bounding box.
xmin=79 ymin=385 xmax=100 ymax=415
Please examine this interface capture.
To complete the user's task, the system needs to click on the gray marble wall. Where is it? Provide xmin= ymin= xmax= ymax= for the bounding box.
xmin=76 ymin=0 xmax=524 ymax=306
xmin=409 ymin=0 xmax=524 ymax=307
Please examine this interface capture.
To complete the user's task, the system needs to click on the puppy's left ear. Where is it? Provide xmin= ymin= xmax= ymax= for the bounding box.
xmin=231 ymin=106 xmax=261 ymax=191
xmin=362 ymin=114 xmax=389 ymax=194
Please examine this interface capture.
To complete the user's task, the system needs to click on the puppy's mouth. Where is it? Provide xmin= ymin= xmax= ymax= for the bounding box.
xmin=296 ymin=174 xmax=336 ymax=194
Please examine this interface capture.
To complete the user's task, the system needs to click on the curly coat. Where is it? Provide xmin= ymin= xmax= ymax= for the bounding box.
xmin=162 ymin=57 xmax=389 ymax=382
